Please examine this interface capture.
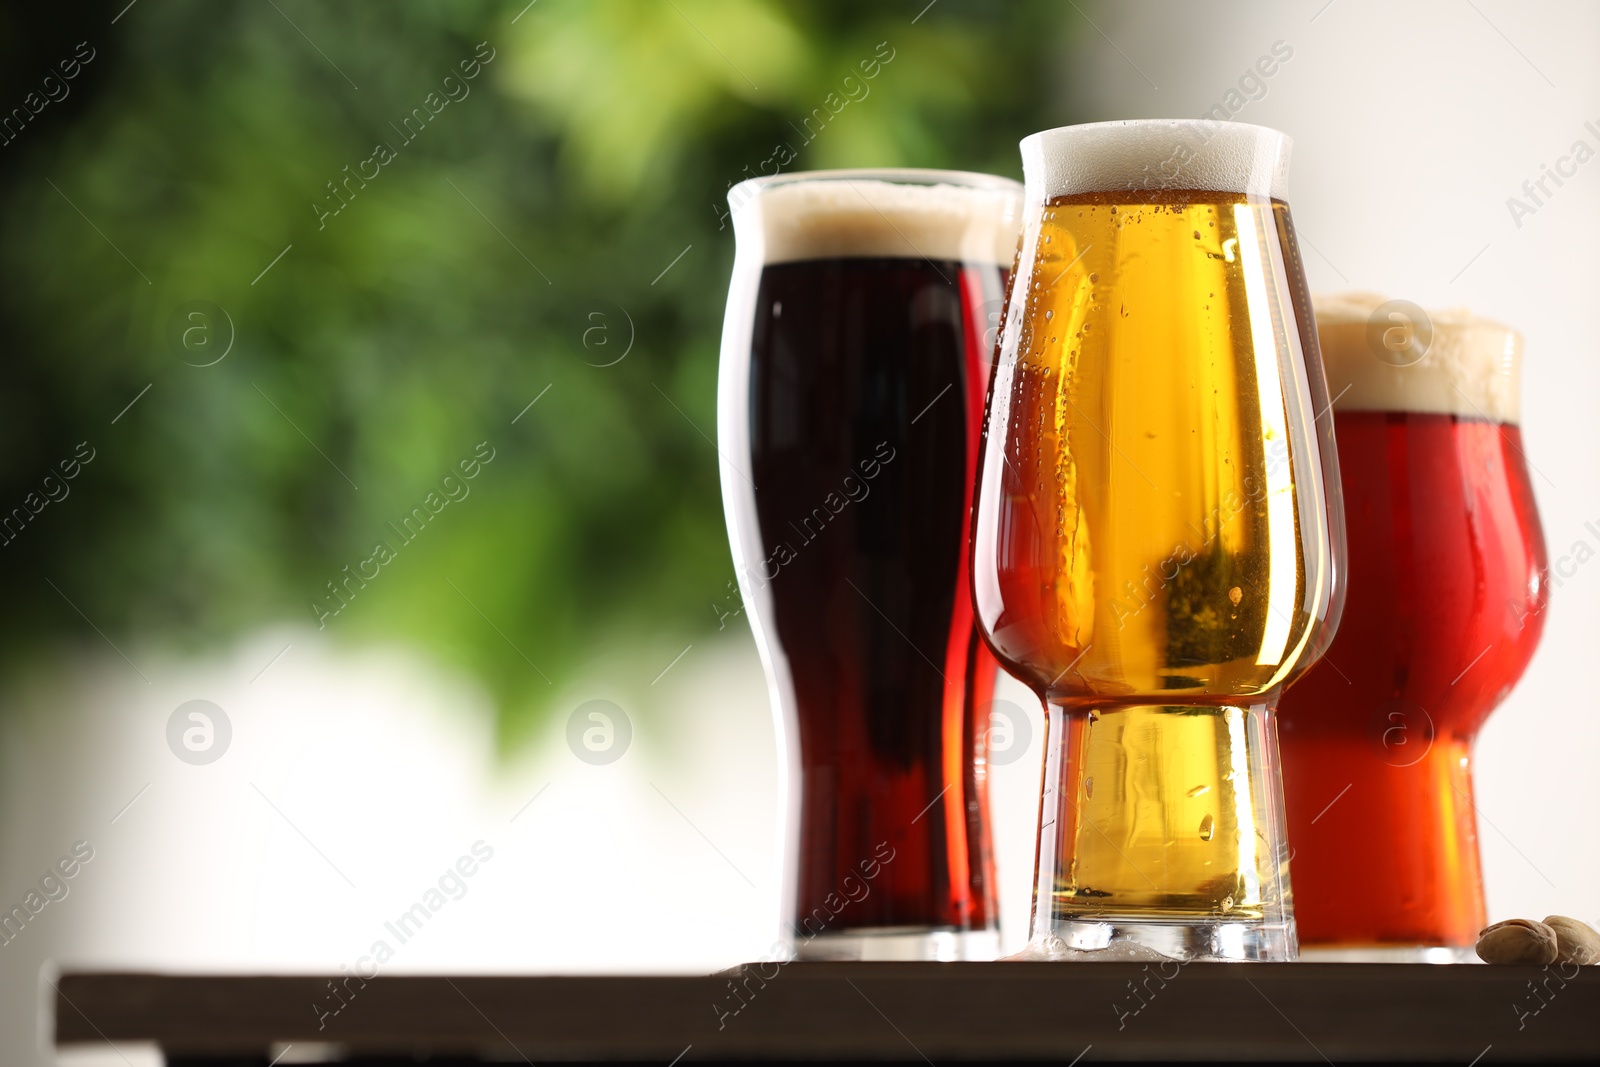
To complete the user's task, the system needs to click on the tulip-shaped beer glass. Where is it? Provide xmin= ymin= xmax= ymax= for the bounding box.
xmin=972 ymin=121 xmax=1345 ymax=961
xmin=1278 ymin=295 xmax=1548 ymax=960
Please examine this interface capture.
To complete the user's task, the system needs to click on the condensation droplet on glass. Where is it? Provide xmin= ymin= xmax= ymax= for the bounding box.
xmin=1199 ymin=814 xmax=1215 ymax=841
xmin=1088 ymin=273 xmax=1099 ymax=283
xmin=1044 ymin=309 xmax=1054 ymax=320
xmin=1228 ymin=586 xmax=1243 ymax=606
xmin=1085 ymin=776 xmax=1094 ymax=798
xmin=1187 ymin=784 xmax=1210 ymax=798
xmin=1220 ymin=895 xmax=1234 ymax=913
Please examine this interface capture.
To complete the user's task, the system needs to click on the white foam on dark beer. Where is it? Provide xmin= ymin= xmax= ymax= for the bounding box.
xmin=1315 ymin=292 xmax=1523 ymax=424
xmin=1021 ymin=119 xmax=1291 ymax=200
xmin=736 ymin=176 xmax=1023 ymax=266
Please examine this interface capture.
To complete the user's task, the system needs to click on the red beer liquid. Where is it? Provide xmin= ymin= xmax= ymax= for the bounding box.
xmin=1278 ymin=410 xmax=1547 ymax=948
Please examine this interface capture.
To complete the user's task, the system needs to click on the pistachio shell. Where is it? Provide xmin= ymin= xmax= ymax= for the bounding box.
xmin=1543 ymin=915 xmax=1600 ymax=966
xmin=1476 ymin=918 xmax=1558 ymax=965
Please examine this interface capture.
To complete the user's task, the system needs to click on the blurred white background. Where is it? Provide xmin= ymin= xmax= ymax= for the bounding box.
xmin=13 ymin=1 xmax=1599 ymax=1062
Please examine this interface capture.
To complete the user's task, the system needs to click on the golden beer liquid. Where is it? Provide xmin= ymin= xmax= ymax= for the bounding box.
xmin=977 ymin=190 xmax=1332 ymax=925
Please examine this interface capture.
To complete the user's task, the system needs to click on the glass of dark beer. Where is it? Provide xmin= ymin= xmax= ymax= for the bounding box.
xmin=971 ymin=120 xmax=1345 ymax=961
xmin=1277 ymin=294 xmax=1548 ymax=961
xmin=718 ymin=169 xmax=1021 ymax=960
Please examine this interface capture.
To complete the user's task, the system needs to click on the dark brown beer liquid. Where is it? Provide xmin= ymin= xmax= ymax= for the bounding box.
xmin=746 ymin=257 xmax=1004 ymax=937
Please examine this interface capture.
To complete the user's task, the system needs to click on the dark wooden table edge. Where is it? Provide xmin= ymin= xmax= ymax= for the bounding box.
xmin=49 ymin=962 xmax=1600 ymax=1063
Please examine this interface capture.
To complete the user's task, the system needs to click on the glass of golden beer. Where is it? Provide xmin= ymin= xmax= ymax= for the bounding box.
xmin=971 ymin=120 xmax=1345 ymax=961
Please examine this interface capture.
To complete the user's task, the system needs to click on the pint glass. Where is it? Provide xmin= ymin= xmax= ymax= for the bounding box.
xmin=1278 ymin=294 xmax=1548 ymax=960
xmin=718 ymin=170 xmax=1022 ymax=959
xmin=972 ymin=121 xmax=1344 ymax=961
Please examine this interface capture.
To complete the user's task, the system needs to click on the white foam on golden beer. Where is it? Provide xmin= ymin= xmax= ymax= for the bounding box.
xmin=1314 ymin=292 xmax=1523 ymax=424
xmin=1020 ymin=119 xmax=1291 ymax=200
xmin=734 ymin=175 xmax=1023 ymax=266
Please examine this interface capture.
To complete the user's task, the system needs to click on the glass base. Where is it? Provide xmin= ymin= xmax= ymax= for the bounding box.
xmin=1016 ymin=917 xmax=1298 ymax=962
xmin=794 ymin=926 xmax=1000 ymax=961
xmin=1297 ymin=944 xmax=1478 ymax=964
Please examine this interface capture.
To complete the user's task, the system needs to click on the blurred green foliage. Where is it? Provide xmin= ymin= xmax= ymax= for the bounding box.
xmin=0 ymin=0 xmax=1074 ymax=742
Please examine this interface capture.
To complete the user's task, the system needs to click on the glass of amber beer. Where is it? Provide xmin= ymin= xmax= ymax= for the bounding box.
xmin=971 ymin=120 xmax=1344 ymax=961
xmin=718 ymin=170 xmax=1021 ymax=959
xmin=1278 ymin=294 xmax=1548 ymax=961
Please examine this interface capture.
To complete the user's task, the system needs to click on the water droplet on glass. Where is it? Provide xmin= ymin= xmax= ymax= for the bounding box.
xmin=1228 ymin=586 xmax=1243 ymax=606
xmin=1221 ymin=895 xmax=1234 ymax=913
xmin=1187 ymin=784 xmax=1210 ymax=798
xmin=1088 ymin=273 xmax=1099 ymax=283
xmin=1199 ymin=814 xmax=1215 ymax=841
xmin=1044 ymin=309 xmax=1054 ymax=320
xmin=1085 ymin=776 xmax=1094 ymax=798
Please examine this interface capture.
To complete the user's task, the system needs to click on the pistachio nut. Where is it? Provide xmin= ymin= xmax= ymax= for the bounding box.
xmin=1475 ymin=918 xmax=1558 ymax=965
xmin=1543 ymin=915 xmax=1600 ymax=966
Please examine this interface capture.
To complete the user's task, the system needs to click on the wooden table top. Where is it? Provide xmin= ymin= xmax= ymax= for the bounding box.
xmin=51 ymin=962 xmax=1600 ymax=1063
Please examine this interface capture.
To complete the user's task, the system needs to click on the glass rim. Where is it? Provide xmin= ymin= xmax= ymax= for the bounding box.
xmin=729 ymin=167 xmax=1023 ymax=206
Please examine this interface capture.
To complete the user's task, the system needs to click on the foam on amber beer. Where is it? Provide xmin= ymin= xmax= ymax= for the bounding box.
xmin=738 ymin=175 xmax=1021 ymax=266
xmin=1313 ymin=292 xmax=1523 ymax=424
xmin=1020 ymin=117 xmax=1292 ymax=200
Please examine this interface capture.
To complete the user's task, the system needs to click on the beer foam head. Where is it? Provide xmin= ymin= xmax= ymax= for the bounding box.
xmin=731 ymin=171 xmax=1023 ymax=266
xmin=1020 ymin=119 xmax=1291 ymax=200
xmin=1314 ymin=292 xmax=1523 ymax=423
